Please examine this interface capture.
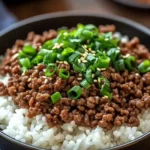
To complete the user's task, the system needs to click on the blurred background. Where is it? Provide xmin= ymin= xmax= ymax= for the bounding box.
xmin=0 ymin=0 xmax=150 ymax=31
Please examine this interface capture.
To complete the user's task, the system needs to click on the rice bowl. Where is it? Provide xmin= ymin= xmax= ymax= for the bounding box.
xmin=0 ymin=13 xmax=150 ymax=150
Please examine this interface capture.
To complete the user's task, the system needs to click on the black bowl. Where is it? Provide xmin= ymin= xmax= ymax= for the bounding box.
xmin=0 ymin=11 xmax=150 ymax=150
xmin=113 ymin=0 xmax=150 ymax=9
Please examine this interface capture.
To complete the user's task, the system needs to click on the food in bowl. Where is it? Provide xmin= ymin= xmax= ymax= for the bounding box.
xmin=0 ymin=24 xmax=150 ymax=150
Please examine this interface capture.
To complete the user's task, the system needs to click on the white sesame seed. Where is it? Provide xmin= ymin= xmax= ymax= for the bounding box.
xmin=88 ymin=48 xmax=92 ymax=51
xmin=77 ymin=78 xmax=82 ymax=81
xmin=94 ymin=79 xmax=98 ymax=83
xmin=28 ymin=78 xmax=31 ymax=82
xmin=98 ymin=78 xmax=101 ymax=83
xmin=78 ymin=59 xmax=81 ymax=63
xmin=100 ymin=68 xmax=106 ymax=71
xmin=64 ymin=61 xmax=68 ymax=64
xmin=82 ymin=60 xmax=87 ymax=63
xmin=97 ymin=68 xmax=101 ymax=71
xmin=92 ymin=54 xmax=96 ymax=56
xmin=49 ymin=77 xmax=52 ymax=80
xmin=92 ymin=74 xmax=95 ymax=78
xmin=56 ymin=60 xmax=59 ymax=63
xmin=91 ymin=51 xmax=96 ymax=54
xmin=135 ymin=73 xmax=140 ymax=76
xmin=79 ymin=73 xmax=82 ymax=76
xmin=83 ymin=54 xmax=87 ymax=58
xmin=122 ymin=54 xmax=130 ymax=58
xmin=80 ymin=57 xmax=85 ymax=61
xmin=102 ymin=96 xmax=109 ymax=99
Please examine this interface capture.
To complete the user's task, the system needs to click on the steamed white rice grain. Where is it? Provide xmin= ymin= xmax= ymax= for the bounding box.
xmin=0 ymin=72 xmax=150 ymax=150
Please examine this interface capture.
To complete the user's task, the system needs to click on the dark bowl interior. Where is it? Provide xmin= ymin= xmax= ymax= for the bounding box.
xmin=0 ymin=12 xmax=150 ymax=150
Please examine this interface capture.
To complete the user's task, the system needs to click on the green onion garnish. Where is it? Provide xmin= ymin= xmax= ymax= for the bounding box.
xmin=124 ymin=56 xmax=136 ymax=71
xmin=45 ymin=63 xmax=57 ymax=77
xmin=85 ymin=69 xmax=93 ymax=84
xmin=51 ymin=92 xmax=62 ymax=103
xmin=138 ymin=60 xmax=150 ymax=73
xmin=67 ymin=86 xmax=82 ymax=99
xmin=22 ymin=45 xmax=36 ymax=56
xmin=80 ymin=79 xmax=91 ymax=89
xmin=59 ymin=69 xmax=70 ymax=80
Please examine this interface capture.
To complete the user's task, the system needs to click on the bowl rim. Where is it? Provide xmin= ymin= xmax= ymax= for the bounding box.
xmin=113 ymin=0 xmax=150 ymax=9
xmin=0 ymin=11 xmax=150 ymax=150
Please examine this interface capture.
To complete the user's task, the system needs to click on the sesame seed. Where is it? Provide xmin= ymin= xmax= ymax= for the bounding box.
xmin=64 ymin=61 xmax=68 ymax=64
xmin=77 ymin=77 xmax=82 ymax=81
xmin=122 ymin=54 xmax=130 ymax=58
xmin=102 ymin=96 xmax=109 ymax=99
xmin=97 ymin=68 xmax=101 ymax=71
xmin=94 ymin=79 xmax=98 ymax=83
xmin=92 ymin=54 xmax=96 ymax=56
xmin=82 ymin=60 xmax=87 ymax=63
xmin=92 ymin=74 xmax=95 ymax=78
xmin=28 ymin=78 xmax=31 ymax=82
xmin=80 ymin=57 xmax=85 ymax=61
xmin=135 ymin=73 xmax=139 ymax=76
xmin=79 ymin=73 xmax=82 ymax=76
xmin=88 ymin=48 xmax=92 ymax=51
xmin=91 ymin=51 xmax=96 ymax=54
xmin=98 ymin=78 xmax=101 ymax=83
xmin=49 ymin=77 xmax=52 ymax=80
xmin=84 ymin=45 xmax=87 ymax=48
xmin=78 ymin=59 xmax=81 ymax=63
xmin=100 ymin=68 xmax=106 ymax=71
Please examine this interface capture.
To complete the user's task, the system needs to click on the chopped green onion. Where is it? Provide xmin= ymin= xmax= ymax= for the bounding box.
xmin=73 ymin=64 xmax=82 ymax=73
xmin=43 ymin=52 xmax=57 ymax=64
xmin=124 ymin=56 xmax=136 ymax=71
xmin=68 ymin=52 xmax=81 ymax=63
xmin=51 ymin=92 xmax=62 ymax=103
xmin=99 ymin=76 xmax=112 ymax=99
xmin=87 ymin=54 xmax=95 ymax=62
xmin=100 ymin=84 xmax=112 ymax=99
xmin=19 ymin=58 xmax=31 ymax=69
xmin=59 ymin=69 xmax=70 ymax=80
xmin=114 ymin=59 xmax=125 ymax=72
xmin=107 ymin=48 xmax=120 ymax=63
xmin=80 ymin=79 xmax=91 ymax=89
xmin=38 ymin=49 xmax=51 ymax=56
xmin=22 ymin=45 xmax=36 ymax=56
xmin=45 ymin=63 xmax=57 ymax=77
xmin=61 ymin=47 xmax=75 ymax=58
xmin=82 ymin=30 xmax=93 ymax=39
xmin=85 ymin=69 xmax=93 ymax=84
xmin=97 ymin=55 xmax=110 ymax=68
xmin=31 ymin=55 xmax=43 ymax=65
xmin=67 ymin=86 xmax=82 ymax=99
xmin=138 ymin=60 xmax=150 ymax=73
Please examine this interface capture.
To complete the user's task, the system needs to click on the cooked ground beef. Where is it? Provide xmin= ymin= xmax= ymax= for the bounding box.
xmin=0 ymin=25 xmax=150 ymax=130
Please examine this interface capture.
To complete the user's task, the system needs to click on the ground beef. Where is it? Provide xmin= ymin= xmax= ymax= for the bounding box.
xmin=0 ymin=25 xmax=150 ymax=130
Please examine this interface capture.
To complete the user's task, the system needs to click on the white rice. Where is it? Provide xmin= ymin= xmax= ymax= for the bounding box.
xmin=0 ymin=75 xmax=150 ymax=150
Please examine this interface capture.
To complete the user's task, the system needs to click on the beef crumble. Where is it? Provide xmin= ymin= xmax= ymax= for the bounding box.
xmin=0 ymin=25 xmax=150 ymax=130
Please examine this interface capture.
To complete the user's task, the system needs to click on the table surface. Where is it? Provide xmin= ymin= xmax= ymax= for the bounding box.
xmin=7 ymin=0 xmax=150 ymax=28
xmin=1 ymin=0 xmax=150 ymax=150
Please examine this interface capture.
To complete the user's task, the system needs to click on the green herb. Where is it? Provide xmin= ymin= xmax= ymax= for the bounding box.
xmin=124 ymin=55 xmax=136 ymax=71
xmin=59 ymin=69 xmax=70 ymax=80
xmin=51 ymin=92 xmax=62 ymax=103
xmin=138 ymin=60 xmax=150 ymax=73
xmin=67 ymin=86 xmax=82 ymax=99
xmin=80 ymin=79 xmax=91 ymax=89
xmin=22 ymin=45 xmax=36 ymax=56
xmin=45 ymin=63 xmax=57 ymax=77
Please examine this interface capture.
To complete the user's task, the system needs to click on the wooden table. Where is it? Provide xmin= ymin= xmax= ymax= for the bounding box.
xmin=1 ymin=0 xmax=150 ymax=150
xmin=6 ymin=0 xmax=150 ymax=27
